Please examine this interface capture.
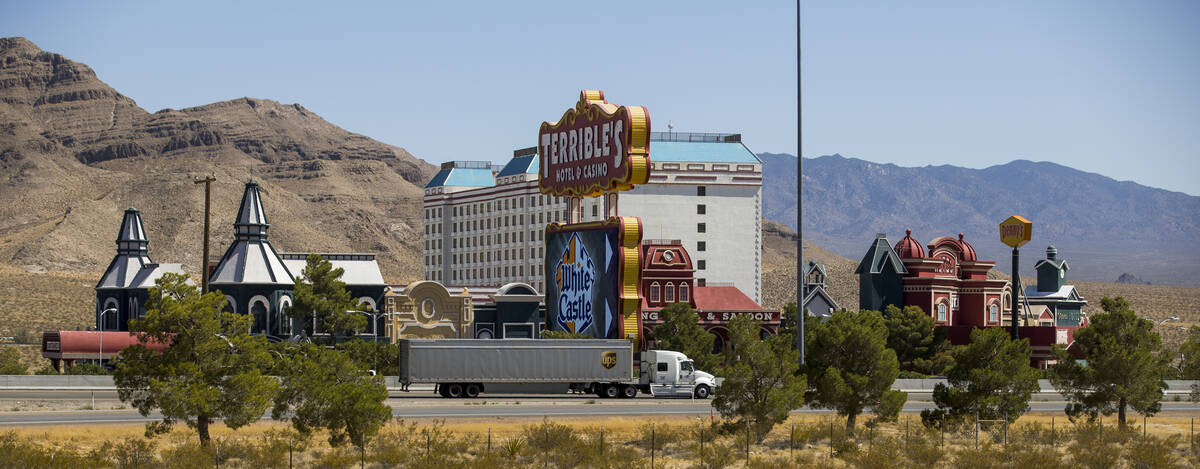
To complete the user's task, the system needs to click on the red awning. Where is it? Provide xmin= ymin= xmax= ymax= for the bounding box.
xmin=42 ymin=331 xmax=169 ymax=360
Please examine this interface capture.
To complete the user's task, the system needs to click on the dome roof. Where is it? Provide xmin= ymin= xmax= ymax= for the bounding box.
xmin=893 ymin=229 xmax=925 ymax=259
xmin=957 ymin=233 xmax=977 ymax=262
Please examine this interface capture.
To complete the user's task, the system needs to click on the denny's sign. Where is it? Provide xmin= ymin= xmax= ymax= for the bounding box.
xmin=999 ymin=215 xmax=1032 ymax=248
xmin=539 ymin=90 xmax=650 ymax=197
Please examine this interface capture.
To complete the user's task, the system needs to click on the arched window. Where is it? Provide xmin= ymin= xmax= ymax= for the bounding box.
xmin=937 ymin=303 xmax=948 ymax=322
xmin=665 ymin=282 xmax=675 ymax=303
xmin=650 ymin=282 xmax=661 ymax=303
xmin=989 ymin=303 xmax=999 ymax=323
xmin=679 ymin=283 xmax=690 ymax=303
xmin=278 ymin=296 xmax=293 ymax=336
xmin=251 ymin=301 xmax=268 ymax=334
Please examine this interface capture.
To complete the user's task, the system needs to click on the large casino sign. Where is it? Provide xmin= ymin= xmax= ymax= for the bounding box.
xmin=538 ymin=90 xmax=650 ymax=197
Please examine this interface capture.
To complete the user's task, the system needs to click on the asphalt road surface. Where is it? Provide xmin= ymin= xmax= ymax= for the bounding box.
xmin=2 ymin=390 xmax=1200 ymax=426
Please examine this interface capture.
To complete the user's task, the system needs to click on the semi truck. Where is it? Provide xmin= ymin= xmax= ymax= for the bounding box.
xmin=397 ymin=338 xmax=717 ymax=399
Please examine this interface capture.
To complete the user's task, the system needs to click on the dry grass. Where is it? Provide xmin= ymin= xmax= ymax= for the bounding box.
xmin=4 ymin=412 xmax=1200 ymax=468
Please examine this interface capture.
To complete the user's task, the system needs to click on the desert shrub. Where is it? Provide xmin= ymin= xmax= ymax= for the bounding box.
xmin=0 ymin=431 xmax=106 ymax=468
xmin=637 ymin=422 xmax=684 ymax=455
xmin=157 ymin=438 xmax=211 ymax=469
xmin=1009 ymin=443 xmax=1072 ymax=469
xmin=66 ymin=362 xmax=110 ymax=375
xmin=1125 ymin=434 xmax=1184 ymax=469
xmin=105 ymin=437 xmax=158 ymax=468
xmin=311 ymin=446 xmax=359 ymax=469
xmin=789 ymin=420 xmax=826 ymax=448
xmin=950 ymin=443 xmax=1008 ymax=469
xmin=900 ymin=433 xmax=945 ymax=466
xmin=846 ymin=435 xmax=901 ymax=469
xmin=1069 ymin=421 xmax=1128 ymax=469
xmin=689 ymin=439 xmax=738 ymax=469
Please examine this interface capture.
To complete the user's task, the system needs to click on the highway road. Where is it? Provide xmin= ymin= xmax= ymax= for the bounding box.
xmin=2 ymin=390 xmax=1200 ymax=426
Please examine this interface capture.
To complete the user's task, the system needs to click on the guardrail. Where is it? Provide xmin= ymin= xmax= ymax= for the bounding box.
xmin=1 ymin=376 xmax=1196 ymax=395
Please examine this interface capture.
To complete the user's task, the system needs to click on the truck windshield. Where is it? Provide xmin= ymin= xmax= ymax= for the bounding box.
xmin=681 ymin=361 xmax=694 ymax=372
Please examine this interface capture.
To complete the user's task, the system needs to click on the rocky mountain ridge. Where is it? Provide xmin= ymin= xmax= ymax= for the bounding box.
xmin=0 ymin=37 xmax=435 ymax=280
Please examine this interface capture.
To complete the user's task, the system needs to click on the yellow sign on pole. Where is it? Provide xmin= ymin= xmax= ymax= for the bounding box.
xmin=999 ymin=215 xmax=1032 ymax=248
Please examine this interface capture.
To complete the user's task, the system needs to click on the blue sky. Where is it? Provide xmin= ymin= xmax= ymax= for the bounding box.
xmin=5 ymin=1 xmax=1198 ymax=195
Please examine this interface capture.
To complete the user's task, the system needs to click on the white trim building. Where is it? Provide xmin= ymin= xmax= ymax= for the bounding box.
xmin=422 ymin=132 xmax=763 ymax=304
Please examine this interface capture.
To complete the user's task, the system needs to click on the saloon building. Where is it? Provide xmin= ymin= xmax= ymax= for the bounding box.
xmin=637 ymin=240 xmax=778 ymax=352
xmin=421 ymin=132 xmax=764 ymax=304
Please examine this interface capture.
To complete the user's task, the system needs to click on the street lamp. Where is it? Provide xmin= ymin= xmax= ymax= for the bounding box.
xmin=1143 ymin=316 xmax=1180 ymax=336
xmin=98 ymin=308 xmax=117 ymax=365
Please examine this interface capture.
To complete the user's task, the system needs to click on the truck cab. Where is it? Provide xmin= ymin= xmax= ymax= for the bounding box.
xmin=639 ymin=350 xmax=717 ymax=398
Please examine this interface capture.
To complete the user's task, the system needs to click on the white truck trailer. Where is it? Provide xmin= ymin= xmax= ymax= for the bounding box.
xmin=396 ymin=339 xmax=716 ymax=399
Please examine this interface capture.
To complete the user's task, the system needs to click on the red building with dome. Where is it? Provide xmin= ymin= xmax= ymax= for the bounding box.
xmin=858 ymin=230 xmax=1084 ymax=367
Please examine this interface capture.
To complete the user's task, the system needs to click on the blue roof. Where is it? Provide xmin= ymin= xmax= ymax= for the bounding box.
xmin=649 ymin=141 xmax=760 ymax=164
xmin=424 ymin=167 xmax=496 ymax=188
xmin=496 ymin=154 xmax=539 ymax=177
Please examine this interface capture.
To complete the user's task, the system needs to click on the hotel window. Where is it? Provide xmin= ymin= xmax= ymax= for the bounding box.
xmin=697 ymin=223 xmax=706 ymax=233
xmin=697 ymin=241 xmax=706 ymax=252
xmin=650 ymin=283 xmax=661 ymax=303
xmin=679 ymin=283 xmax=689 ymax=302
xmin=665 ymin=283 xmax=675 ymax=303
xmin=937 ymin=303 xmax=947 ymax=322
xmin=592 ymin=205 xmax=598 ymax=217
xmin=698 ymin=260 xmax=706 ymax=270
xmin=697 ymin=186 xmax=706 ymax=196
xmin=989 ymin=303 xmax=999 ymax=323
xmin=697 ymin=204 xmax=706 ymax=215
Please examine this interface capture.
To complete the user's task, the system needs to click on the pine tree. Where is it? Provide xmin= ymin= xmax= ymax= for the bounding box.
xmin=289 ymin=254 xmax=364 ymax=342
xmin=921 ymin=327 xmax=1040 ymax=425
xmin=650 ymin=302 xmax=721 ymax=372
xmin=113 ymin=273 xmax=278 ymax=445
xmin=1049 ymin=296 xmax=1169 ymax=428
xmin=882 ymin=304 xmax=949 ymax=374
xmin=712 ymin=315 xmax=806 ymax=441
xmin=271 ymin=343 xmax=392 ymax=450
xmin=805 ymin=309 xmax=906 ymax=430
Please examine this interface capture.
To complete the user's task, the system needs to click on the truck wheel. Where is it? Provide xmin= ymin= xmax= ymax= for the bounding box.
xmin=694 ymin=384 xmax=711 ymax=399
xmin=620 ymin=385 xmax=638 ymax=398
xmin=446 ymin=383 xmax=464 ymax=398
xmin=465 ymin=383 xmax=481 ymax=398
xmin=603 ymin=383 xmax=620 ymax=399
xmin=438 ymin=385 xmax=450 ymax=398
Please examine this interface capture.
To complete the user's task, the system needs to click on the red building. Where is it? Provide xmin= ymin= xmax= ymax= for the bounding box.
xmin=858 ymin=230 xmax=1084 ymax=367
xmin=893 ymin=230 xmax=1011 ymax=327
xmin=638 ymin=240 xmax=778 ymax=352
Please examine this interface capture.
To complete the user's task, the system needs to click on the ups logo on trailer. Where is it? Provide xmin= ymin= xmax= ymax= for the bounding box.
xmin=601 ymin=351 xmax=618 ymax=370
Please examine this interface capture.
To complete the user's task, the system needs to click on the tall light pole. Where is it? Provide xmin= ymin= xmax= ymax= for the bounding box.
xmin=98 ymin=307 xmax=117 ymax=365
xmin=194 ymin=174 xmax=216 ymax=294
xmin=795 ymin=0 xmax=806 ymax=366
xmin=1143 ymin=316 xmax=1180 ymax=336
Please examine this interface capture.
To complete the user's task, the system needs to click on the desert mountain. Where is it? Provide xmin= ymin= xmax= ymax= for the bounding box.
xmin=0 ymin=37 xmax=436 ymax=281
xmin=759 ymin=152 xmax=1200 ymax=286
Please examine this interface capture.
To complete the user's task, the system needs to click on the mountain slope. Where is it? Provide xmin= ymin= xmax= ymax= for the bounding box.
xmin=759 ymin=152 xmax=1200 ymax=285
xmin=0 ymin=37 xmax=436 ymax=280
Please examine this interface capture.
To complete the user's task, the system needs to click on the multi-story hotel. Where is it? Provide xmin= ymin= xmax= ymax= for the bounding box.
xmin=422 ymin=132 xmax=764 ymax=304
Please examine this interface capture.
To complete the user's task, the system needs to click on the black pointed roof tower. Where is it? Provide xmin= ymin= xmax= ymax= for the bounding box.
xmin=96 ymin=208 xmax=152 ymax=289
xmin=209 ymin=181 xmax=294 ymax=286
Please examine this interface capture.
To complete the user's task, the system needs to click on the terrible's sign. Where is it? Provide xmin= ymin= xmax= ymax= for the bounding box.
xmin=999 ymin=215 xmax=1033 ymax=248
xmin=545 ymin=217 xmax=643 ymax=339
xmin=538 ymin=90 xmax=650 ymax=197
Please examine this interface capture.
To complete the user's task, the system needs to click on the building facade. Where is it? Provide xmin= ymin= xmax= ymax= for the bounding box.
xmin=95 ymin=208 xmax=187 ymax=331
xmin=637 ymin=240 xmax=778 ymax=352
xmin=856 ymin=230 xmax=1085 ymax=367
xmin=421 ymin=132 xmax=763 ymax=304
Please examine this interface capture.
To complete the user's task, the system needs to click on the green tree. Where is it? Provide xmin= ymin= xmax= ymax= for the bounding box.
xmin=0 ymin=346 xmax=27 ymax=374
xmin=1049 ymin=297 xmax=1169 ymax=429
xmin=335 ymin=339 xmax=400 ymax=376
xmin=289 ymin=254 xmax=365 ymax=343
xmin=780 ymin=302 xmax=799 ymax=339
xmin=882 ymin=304 xmax=950 ymax=374
xmin=113 ymin=272 xmax=279 ymax=445
xmin=650 ymin=302 xmax=721 ymax=371
xmin=272 ymin=343 xmax=392 ymax=451
xmin=805 ymin=309 xmax=907 ymax=430
xmin=712 ymin=315 xmax=806 ymax=442
xmin=921 ymin=327 xmax=1040 ymax=425
xmin=1177 ymin=326 xmax=1200 ymax=379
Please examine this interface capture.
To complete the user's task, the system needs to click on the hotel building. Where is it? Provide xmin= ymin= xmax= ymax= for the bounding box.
xmin=422 ymin=132 xmax=763 ymax=304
